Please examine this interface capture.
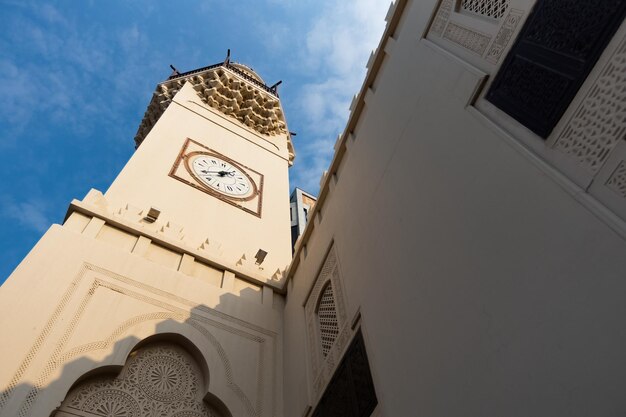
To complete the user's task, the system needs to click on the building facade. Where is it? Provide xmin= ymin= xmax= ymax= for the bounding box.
xmin=289 ymin=188 xmax=317 ymax=252
xmin=2 ymin=1 xmax=626 ymax=416
xmin=283 ymin=1 xmax=626 ymax=416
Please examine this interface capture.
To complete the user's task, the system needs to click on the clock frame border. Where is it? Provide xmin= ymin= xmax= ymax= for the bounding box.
xmin=169 ymin=138 xmax=264 ymax=218
xmin=184 ymin=151 xmax=258 ymax=202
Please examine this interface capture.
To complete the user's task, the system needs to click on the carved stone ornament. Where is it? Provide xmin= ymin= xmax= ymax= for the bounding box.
xmin=134 ymin=63 xmax=294 ymax=164
xmin=443 ymin=22 xmax=492 ymax=56
xmin=54 ymin=343 xmax=223 ymax=417
xmin=429 ymin=0 xmax=453 ymax=37
xmin=460 ymin=0 xmax=509 ymax=20
xmin=554 ymin=39 xmax=626 ymax=174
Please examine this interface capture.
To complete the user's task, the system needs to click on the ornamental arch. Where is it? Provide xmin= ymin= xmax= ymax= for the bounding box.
xmin=53 ymin=336 xmax=231 ymax=417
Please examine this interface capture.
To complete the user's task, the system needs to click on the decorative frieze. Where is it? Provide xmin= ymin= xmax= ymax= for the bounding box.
xmin=486 ymin=9 xmax=524 ymax=64
xmin=430 ymin=0 xmax=453 ymax=37
xmin=443 ymin=22 xmax=492 ymax=56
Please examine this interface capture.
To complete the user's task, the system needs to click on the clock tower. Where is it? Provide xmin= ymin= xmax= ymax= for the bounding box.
xmin=0 ymin=59 xmax=293 ymax=417
xmin=108 ymin=60 xmax=295 ymax=278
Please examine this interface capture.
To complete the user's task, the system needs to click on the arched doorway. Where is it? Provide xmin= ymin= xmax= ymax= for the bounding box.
xmin=53 ymin=342 xmax=227 ymax=417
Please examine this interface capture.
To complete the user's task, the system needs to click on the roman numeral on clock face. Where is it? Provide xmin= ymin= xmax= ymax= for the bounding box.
xmin=190 ymin=153 xmax=254 ymax=198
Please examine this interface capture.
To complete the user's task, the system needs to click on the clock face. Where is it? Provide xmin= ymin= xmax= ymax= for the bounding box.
xmin=171 ymin=139 xmax=264 ymax=217
xmin=187 ymin=153 xmax=256 ymax=199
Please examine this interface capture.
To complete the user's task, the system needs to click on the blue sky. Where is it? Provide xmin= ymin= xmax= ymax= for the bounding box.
xmin=0 ymin=0 xmax=389 ymax=283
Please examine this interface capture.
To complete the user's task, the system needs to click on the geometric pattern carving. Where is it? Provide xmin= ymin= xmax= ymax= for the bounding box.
xmin=304 ymin=246 xmax=352 ymax=398
xmin=430 ymin=0 xmax=453 ymax=36
xmin=80 ymin=388 xmax=140 ymax=416
xmin=134 ymin=63 xmax=294 ymax=164
xmin=443 ymin=22 xmax=492 ymax=56
xmin=606 ymin=161 xmax=626 ymax=198
xmin=311 ymin=331 xmax=377 ymax=417
xmin=486 ymin=0 xmax=626 ymax=138
xmin=317 ymin=283 xmax=339 ymax=357
xmin=194 ymin=68 xmax=286 ymax=135
xmin=460 ymin=0 xmax=509 ymax=20
xmin=485 ymin=9 xmax=524 ymax=64
xmin=56 ymin=343 xmax=222 ymax=417
xmin=554 ymin=39 xmax=626 ymax=174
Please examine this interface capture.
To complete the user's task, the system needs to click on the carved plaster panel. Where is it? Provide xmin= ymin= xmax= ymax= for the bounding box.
xmin=554 ymin=38 xmax=626 ymax=174
xmin=303 ymin=246 xmax=352 ymax=399
xmin=56 ymin=343 xmax=221 ymax=417
xmin=430 ymin=0 xmax=454 ymax=36
xmin=443 ymin=22 xmax=492 ymax=56
xmin=485 ymin=9 xmax=524 ymax=64
xmin=427 ymin=0 xmax=526 ymax=69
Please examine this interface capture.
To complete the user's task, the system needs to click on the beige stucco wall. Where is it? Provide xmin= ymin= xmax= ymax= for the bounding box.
xmin=283 ymin=1 xmax=626 ymax=416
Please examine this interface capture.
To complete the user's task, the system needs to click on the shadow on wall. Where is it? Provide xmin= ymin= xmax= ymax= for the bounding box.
xmin=0 ymin=287 xmax=267 ymax=417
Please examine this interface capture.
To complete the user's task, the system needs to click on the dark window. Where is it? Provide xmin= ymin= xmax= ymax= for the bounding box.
xmin=291 ymin=225 xmax=299 ymax=253
xmin=312 ymin=330 xmax=377 ymax=417
xmin=486 ymin=0 xmax=626 ymax=138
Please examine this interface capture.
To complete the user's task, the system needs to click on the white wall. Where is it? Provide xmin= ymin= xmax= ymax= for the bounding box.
xmin=283 ymin=1 xmax=626 ymax=416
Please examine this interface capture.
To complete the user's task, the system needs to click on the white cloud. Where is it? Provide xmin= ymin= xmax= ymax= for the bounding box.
xmin=118 ymin=25 xmax=143 ymax=51
xmin=36 ymin=3 xmax=69 ymax=26
xmin=291 ymin=0 xmax=390 ymax=194
xmin=0 ymin=4 xmax=161 ymax=146
xmin=1 ymin=197 xmax=50 ymax=233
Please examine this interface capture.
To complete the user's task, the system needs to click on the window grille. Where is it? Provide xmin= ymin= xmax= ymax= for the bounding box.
xmin=460 ymin=0 xmax=509 ymax=20
xmin=486 ymin=0 xmax=626 ymax=138
xmin=317 ymin=282 xmax=339 ymax=357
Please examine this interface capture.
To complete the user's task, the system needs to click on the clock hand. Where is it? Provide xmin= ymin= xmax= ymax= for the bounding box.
xmin=200 ymin=170 xmax=235 ymax=177
xmin=201 ymin=170 xmax=223 ymax=176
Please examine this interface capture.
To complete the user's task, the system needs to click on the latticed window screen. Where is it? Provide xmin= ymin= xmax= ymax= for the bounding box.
xmin=460 ymin=0 xmax=509 ymax=19
xmin=486 ymin=0 xmax=626 ymax=138
xmin=317 ymin=282 xmax=340 ymax=357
